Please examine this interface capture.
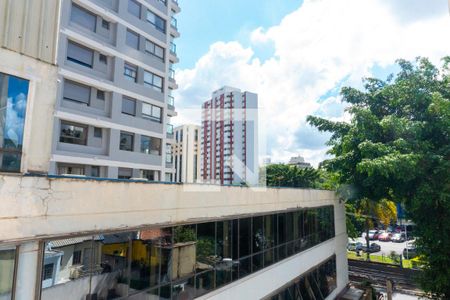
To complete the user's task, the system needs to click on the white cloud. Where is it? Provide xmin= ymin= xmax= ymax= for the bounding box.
xmin=174 ymin=0 xmax=450 ymax=167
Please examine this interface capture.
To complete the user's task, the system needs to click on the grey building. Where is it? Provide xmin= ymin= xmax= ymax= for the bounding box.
xmin=49 ymin=0 xmax=180 ymax=181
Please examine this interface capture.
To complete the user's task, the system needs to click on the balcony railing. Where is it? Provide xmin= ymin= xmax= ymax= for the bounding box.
xmin=169 ymin=68 xmax=175 ymax=80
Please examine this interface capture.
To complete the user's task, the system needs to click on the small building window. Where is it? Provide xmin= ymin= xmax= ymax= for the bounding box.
xmin=141 ymin=135 xmax=161 ymax=155
xmin=67 ymin=41 xmax=94 ymax=68
xmin=97 ymin=90 xmax=105 ymax=100
xmin=99 ymin=54 xmax=107 ymax=64
xmin=124 ymin=63 xmax=137 ymax=82
xmin=91 ymin=166 xmax=100 ymax=177
xmin=59 ymin=121 xmax=88 ymax=145
xmin=145 ymin=39 xmax=164 ymax=60
xmin=118 ymin=168 xmax=133 ymax=179
xmin=71 ymin=4 xmax=96 ymax=32
xmin=142 ymin=103 xmax=161 ymax=122
xmin=143 ymin=71 xmax=163 ymax=92
xmin=141 ymin=169 xmax=156 ymax=181
xmin=101 ymin=19 xmax=110 ymax=30
xmin=146 ymin=10 xmax=166 ymax=33
xmin=94 ymin=127 xmax=102 ymax=138
xmin=126 ymin=29 xmax=140 ymax=49
xmin=122 ymin=96 xmax=136 ymax=116
xmin=72 ymin=250 xmax=82 ymax=264
xmin=63 ymin=80 xmax=90 ymax=105
xmin=128 ymin=0 xmax=141 ymax=18
xmin=120 ymin=132 xmax=134 ymax=151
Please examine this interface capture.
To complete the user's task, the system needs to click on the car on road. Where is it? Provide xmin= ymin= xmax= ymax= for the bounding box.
xmin=378 ymin=231 xmax=392 ymax=242
xmin=391 ymin=232 xmax=406 ymax=243
xmin=403 ymin=244 xmax=418 ymax=259
xmin=362 ymin=242 xmax=381 ymax=253
xmin=347 ymin=240 xmax=363 ymax=251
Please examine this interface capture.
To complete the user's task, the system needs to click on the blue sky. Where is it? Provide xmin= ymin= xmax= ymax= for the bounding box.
xmin=173 ymin=0 xmax=450 ymax=166
xmin=176 ymin=0 xmax=302 ymax=69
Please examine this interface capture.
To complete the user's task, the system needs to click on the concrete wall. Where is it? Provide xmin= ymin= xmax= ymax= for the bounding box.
xmin=0 ymin=48 xmax=58 ymax=174
xmin=0 ymin=175 xmax=338 ymax=243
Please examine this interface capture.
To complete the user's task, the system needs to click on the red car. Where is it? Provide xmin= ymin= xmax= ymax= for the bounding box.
xmin=378 ymin=231 xmax=392 ymax=241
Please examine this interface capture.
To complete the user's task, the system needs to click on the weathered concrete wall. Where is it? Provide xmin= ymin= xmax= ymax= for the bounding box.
xmin=0 ymin=47 xmax=58 ymax=174
xmin=0 ymin=0 xmax=60 ymax=64
xmin=0 ymin=175 xmax=338 ymax=243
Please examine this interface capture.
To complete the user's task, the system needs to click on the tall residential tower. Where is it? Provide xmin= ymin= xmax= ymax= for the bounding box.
xmin=201 ymin=86 xmax=259 ymax=185
xmin=49 ymin=0 xmax=180 ymax=181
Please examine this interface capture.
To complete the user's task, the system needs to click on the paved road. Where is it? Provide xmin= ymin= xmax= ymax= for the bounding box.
xmin=351 ymin=236 xmax=409 ymax=256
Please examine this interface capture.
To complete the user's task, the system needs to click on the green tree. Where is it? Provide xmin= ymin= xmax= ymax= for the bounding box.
xmin=265 ymin=164 xmax=320 ymax=188
xmin=307 ymin=57 xmax=450 ymax=298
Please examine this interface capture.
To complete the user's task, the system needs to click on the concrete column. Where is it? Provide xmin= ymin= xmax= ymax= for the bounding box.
xmin=15 ymin=241 xmax=41 ymax=300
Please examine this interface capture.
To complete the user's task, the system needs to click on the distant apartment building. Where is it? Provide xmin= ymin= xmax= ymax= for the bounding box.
xmin=173 ymin=124 xmax=201 ymax=183
xmin=49 ymin=0 xmax=180 ymax=181
xmin=201 ymin=86 xmax=259 ymax=185
xmin=288 ymin=155 xmax=312 ymax=169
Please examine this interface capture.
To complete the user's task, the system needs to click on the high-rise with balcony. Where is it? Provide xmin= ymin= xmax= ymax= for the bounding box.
xmin=173 ymin=124 xmax=201 ymax=183
xmin=49 ymin=0 xmax=180 ymax=181
xmin=201 ymin=86 xmax=259 ymax=186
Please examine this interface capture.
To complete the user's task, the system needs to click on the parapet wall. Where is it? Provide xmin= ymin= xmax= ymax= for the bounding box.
xmin=0 ymin=175 xmax=338 ymax=243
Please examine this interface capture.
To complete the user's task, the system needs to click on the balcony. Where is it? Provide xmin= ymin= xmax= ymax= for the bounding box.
xmin=168 ymin=95 xmax=175 ymax=110
xmin=170 ymin=17 xmax=180 ymax=38
xmin=171 ymin=0 xmax=181 ymax=13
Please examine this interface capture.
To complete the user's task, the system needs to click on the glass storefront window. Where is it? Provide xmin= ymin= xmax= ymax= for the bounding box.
xmin=0 ymin=73 xmax=29 ymax=172
xmin=39 ymin=206 xmax=335 ymax=299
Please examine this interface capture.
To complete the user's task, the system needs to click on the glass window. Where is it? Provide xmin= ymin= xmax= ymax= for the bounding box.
xmin=146 ymin=10 xmax=166 ymax=33
xmin=165 ymin=144 xmax=172 ymax=163
xmin=122 ymin=96 xmax=136 ymax=116
xmin=93 ymin=127 xmax=102 ymax=138
xmin=120 ymin=132 xmax=134 ymax=151
xmin=144 ymin=71 xmax=163 ymax=92
xmin=99 ymin=54 xmax=107 ymax=64
xmin=140 ymin=135 xmax=161 ymax=155
xmin=239 ymin=218 xmax=251 ymax=258
xmin=145 ymin=39 xmax=164 ymax=60
xmin=124 ymin=63 xmax=137 ymax=82
xmin=128 ymin=0 xmax=141 ymax=18
xmin=142 ymin=103 xmax=161 ymax=122
xmin=101 ymin=19 xmax=109 ymax=30
xmin=118 ymin=168 xmax=132 ymax=179
xmin=59 ymin=121 xmax=88 ymax=145
xmin=43 ymin=263 xmax=54 ymax=280
xmin=126 ymin=29 xmax=139 ymax=49
xmin=0 ymin=248 xmax=16 ymax=300
xmin=71 ymin=4 xmax=97 ymax=32
xmin=63 ymin=80 xmax=90 ymax=105
xmin=141 ymin=169 xmax=157 ymax=181
xmin=57 ymin=164 xmax=85 ymax=175
xmin=0 ymin=73 xmax=29 ymax=172
xmin=90 ymin=166 xmax=100 ymax=177
xmin=67 ymin=41 xmax=93 ymax=68
xmin=96 ymin=90 xmax=105 ymax=100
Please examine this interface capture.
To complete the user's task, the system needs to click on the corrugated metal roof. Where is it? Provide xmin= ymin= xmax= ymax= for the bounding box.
xmin=49 ymin=235 xmax=104 ymax=248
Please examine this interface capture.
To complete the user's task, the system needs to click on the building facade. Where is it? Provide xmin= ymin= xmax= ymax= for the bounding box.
xmin=201 ymin=86 xmax=259 ymax=186
xmin=0 ymin=175 xmax=349 ymax=300
xmin=48 ymin=0 xmax=180 ymax=181
xmin=288 ymin=155 xmax=312 ymax=169
xmin=173 ymin=124 xmax=201 ymax=183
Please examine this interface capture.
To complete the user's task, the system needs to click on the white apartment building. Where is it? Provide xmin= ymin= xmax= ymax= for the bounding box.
xmin=201 ymin=86 xmax=259 ymax=186
xmin=173 ymin=124 xmax=201 ymax=183
xmin=288 ymin=155 xmax=312 ymax=169
xmin=49 ymin=0 xmax=180 ymax=181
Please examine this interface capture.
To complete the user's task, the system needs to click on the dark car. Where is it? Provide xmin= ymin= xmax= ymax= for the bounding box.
xmin=362 ymin=243 xmax=381 ymax=253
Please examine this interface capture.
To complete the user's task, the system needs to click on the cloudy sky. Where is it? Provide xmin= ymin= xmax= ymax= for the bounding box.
xmin=173 ymin=0 xmax=450 ymax=167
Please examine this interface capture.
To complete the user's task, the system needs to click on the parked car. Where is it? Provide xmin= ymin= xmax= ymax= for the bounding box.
xmin=374 ymin=230 xmax=385 ymax=240
xmin=367 ymin=230 xmax=379 ymax=240
xmin=362 ymin=243 xmax=381 ymax=253
xmin=391 ymin=232 xmax=406 ymax=243
xmin=347 ymin=240 xmax=363 ymax=251
xmin=378 ymin=232 xmax=392 ymax=241
xmin=403 ymin=244 xmax=418 ymax=259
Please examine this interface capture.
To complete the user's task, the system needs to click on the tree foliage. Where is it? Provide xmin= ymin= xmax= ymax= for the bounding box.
xmin=265 ymin=164 xmax=320 ymax=188
xmin=308 ymin=57 xmax=450 ymax=298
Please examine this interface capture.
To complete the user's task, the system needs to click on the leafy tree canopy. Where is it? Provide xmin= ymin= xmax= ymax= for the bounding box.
xmin=308 ymin=57 xmax=450 ymax=298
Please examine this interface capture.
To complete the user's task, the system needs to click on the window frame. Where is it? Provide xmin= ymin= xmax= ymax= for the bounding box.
xmin=59 ymin=121 xmax=88 ymax=146
xmin=120 ymin=131 xmax=134 ymax=151
xmin=124 ymin=63 xmax=138 ymax=82
xmin=143 ymin=71 xmax=163 ymax=92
